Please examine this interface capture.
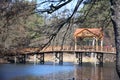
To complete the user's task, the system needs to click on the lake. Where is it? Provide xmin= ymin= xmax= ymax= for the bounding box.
xmin=0 ymin=62 xmax=119 ymax=80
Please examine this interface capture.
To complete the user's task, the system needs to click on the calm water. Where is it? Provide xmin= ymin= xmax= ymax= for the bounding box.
xmin=0 ymin=62 xmax=119 ymax=80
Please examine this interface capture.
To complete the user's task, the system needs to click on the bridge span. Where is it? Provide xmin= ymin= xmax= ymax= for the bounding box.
xmin=1 ymin=28 xmax=116 ymax=65
xmin=2 ymin=45 xmax=116 ymax=65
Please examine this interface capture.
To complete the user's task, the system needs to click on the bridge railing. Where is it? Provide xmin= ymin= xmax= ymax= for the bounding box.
xmin=102 ymin=46 xmax=116 ymax=53
xmin=42 ymin=46 xmax=74 ymax=51
xmin=3 ymin=45 xmax=116 ymax=55
xmin=42 ymin=46 xmax=116 ymax=53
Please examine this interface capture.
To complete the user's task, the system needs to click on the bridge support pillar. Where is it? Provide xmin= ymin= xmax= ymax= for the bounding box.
xmin=59 ymin=52 xmax=63 ymax=65
xmin=34 ymin=54 xmax=37 ymax=64
xmin=55 ymin=52 xmax=63 ymax=65
xmin=23 ymin=54 xmax=26 ymax=64
xmin=97 ymin=53 xmax=103 ymax=65
xmin=76 ymin=52 xmax=82 ymax=65
xmin=6 ymin=56 xmax=15 ymax=63
xmin=38 ymin=53 xmax=44 ymax=64
xmin=17 ymin=55 xmax=26 ymax=64
xmin=14 ymin=56 xmax=17 ymax=64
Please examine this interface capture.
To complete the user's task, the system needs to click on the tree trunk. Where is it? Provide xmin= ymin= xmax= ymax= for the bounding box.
xmin=110 ymin=0 xmax=120 ymax=78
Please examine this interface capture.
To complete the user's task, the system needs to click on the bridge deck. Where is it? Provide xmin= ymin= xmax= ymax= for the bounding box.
xmin=1 ymin=46 xmax=116 ymax=65
xmin=2 ymin=46 xmax=115 ymax=56
xmin=39 ymin=50 xmax=115 ymax=54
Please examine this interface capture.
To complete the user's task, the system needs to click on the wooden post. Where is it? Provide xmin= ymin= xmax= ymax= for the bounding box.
xmin=17 ymin=55 xmax=20 ymax=63
xmin=96 ymin=38 xmax=98 ymax=51
xmin=78 ymin=53 xmax=82 ymax=65
xmin=18 ymin=55 xmax=22 ymax=63
xmin=39 ymin=53 xmax=44 ymax=64
xmin=55 ymin=52 xmax=58 ymax=63
xmin=92 ymin=38 xmax=95 ymax=50
xmin=97 ymin=53 xmax=103 ymax=66
xmin=59 ymin=52 xmax=63 ymax=65
xmin=101 ymin=39 xmax=103 ymax=51
xmin=23 ymin=55 xmax=26 ymax=64
xmin=34 ymin=54 xmax=37 ymax=64
xmin=75 ymin=37 xmax=77 ymax=51
xmin=76 ymin=52 xmax=82 ymax=65
xmin=14 ymin=56 xmax=17 ymax=64
xmin=54 ymin=52 xmax=63 ymax=65
xmin=91 ymin=38 xmax=95 ymax=58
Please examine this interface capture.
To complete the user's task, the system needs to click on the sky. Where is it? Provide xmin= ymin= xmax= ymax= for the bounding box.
xmin=35 ymin=0 xmax=84 ymax=14
xmin=28 ymin=0 xmax=85 ymax=18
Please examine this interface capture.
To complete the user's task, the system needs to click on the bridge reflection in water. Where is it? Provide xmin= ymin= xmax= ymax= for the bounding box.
xmin=0 ymin=63 xmax=119 ymax=80
xmin=74 ymin=63 xmax=119 ymax=80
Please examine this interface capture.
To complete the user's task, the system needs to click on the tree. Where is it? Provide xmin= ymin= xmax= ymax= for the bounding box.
xmin=78 ymin=0 xmax=111 ymax=28
xmin=0 ymin=0 xmax=36 ymax=48
xmin=110 ymin=0 xmax=120 ymax=77
xmin=0 ymin=0 xmax=84 ymax=49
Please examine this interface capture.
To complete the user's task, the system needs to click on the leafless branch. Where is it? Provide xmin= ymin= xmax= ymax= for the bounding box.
xmin=39 ymin=0 xmax=84 ymax=50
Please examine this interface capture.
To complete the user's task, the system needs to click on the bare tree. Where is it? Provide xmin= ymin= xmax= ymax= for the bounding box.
xmin=0 ymin=0 xmax=35 ymax=48
xmin=110 ymin=0 xmax=120 ymax=77
xmin=0 ymin=0 xmax=84 ymax=49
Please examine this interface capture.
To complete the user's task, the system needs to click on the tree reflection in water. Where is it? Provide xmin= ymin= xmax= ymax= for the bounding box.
xmin=74 ymin=63 xmax=119 ymax=80
xmin=7 ymin=63 xmax=120 ymax=80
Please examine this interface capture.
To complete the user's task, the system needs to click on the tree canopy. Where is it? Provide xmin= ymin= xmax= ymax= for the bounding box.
xmin=0 ymin=0 xmax=84 ymax=49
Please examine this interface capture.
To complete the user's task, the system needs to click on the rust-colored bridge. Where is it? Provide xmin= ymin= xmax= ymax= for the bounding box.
xmin=1 ymin=28 xmax=116 ymax=65
xmin=2 ymin=45 xmax=116 ymax=65
xmin=40 ymin=46 xmax=116 ymax=54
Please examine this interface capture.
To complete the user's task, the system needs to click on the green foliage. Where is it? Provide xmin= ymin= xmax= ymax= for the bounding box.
xmin=0 ymin=0 xmax=44 ymax=48
xmin=78 ymin=0 xmax=112 ymax=28
xmin=23 ymin=13 xmax=44 ymax=39
xmin=77 ymin=0 xmax=115 ymax=46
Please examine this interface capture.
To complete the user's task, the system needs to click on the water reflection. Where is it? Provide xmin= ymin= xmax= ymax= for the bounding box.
xmin=0 ymin=63 xmax=119 ymax=80
xmin=75 ymin=63 xmax=119 ymax=80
